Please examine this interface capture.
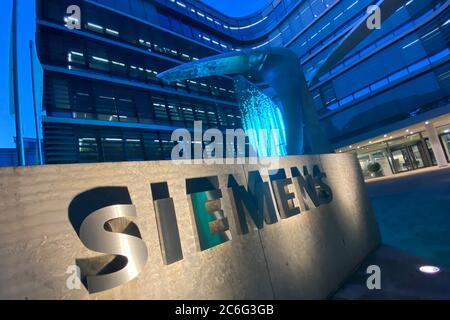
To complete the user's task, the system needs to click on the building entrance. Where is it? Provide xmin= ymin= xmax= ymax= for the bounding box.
xmin=390 ymin=142 xmax=428 ymax=173
xmin=346 ymin=118 xmax=450 ymax=180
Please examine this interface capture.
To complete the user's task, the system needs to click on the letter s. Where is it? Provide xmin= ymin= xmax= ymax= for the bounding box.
xmin=78 ymin=204 xmax=148 ymax=293
xmin=313 ymin=165 xmax=333 ymax=205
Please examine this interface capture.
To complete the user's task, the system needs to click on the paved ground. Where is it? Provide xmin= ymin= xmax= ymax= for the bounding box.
xmin=333 ymin=245 xmax=450 ymax=299
xmin=333 ymin=166 xmax=450 ymax=299
xmin=368 ymin=166 xmax=450 ymax=267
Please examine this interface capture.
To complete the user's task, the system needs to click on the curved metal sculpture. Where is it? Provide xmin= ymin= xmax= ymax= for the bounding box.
xmin=159 ymin=47 xmax=331 ymax=155
xmin=158 ymin=0 xmax=405 ymax=155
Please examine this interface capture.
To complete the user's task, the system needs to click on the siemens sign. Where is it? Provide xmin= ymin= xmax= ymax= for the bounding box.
xmin=74 ymin=165 xmax=332 ymax=293
xmin=0 ymin=154 xmax=380 ymax=299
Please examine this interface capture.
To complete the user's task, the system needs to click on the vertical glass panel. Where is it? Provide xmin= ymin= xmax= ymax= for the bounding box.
xmin=167 ymin=101 xmax=184 ymax=124
xmin=101 ymin=132 xmax=124 ymax=162
xmin=152 ymin=97 xmax=169 ymax=122
xmin=320 ymin=83 xmax=337 ymax=105
xmin=182 ymin=105 xmax=195 ymax=124
xmin=96 ymin=94 xmax=118 ymax=121
xmin=78 ymin=136 xmax=99 ymax=163
xmin=160 ymin=133 xmax=175 ymax=160
xmin=117 ymin=96 xmax=137 ymax=123
xmin=124 ymin=132 xmax=144 ymax=161
xmin=391 ymin=149 xmax=409 ymax=172
xmin=142 ymin=132 xmax=163 ymax=160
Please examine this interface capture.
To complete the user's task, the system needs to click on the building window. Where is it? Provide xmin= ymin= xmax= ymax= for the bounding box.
xmin=143 ymin=133 xmax=163 ymax=160
xmin=124 ymin=133 xmax=144 ymax=161
xmin=78 ymin=137 xmax=99 ymax=163
xmin=320 ymin=83 xmax=337 ymax=105
xmin=101 ymin=134 xmax=124 ymax=162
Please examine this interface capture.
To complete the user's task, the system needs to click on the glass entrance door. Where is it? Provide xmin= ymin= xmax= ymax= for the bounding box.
xmin=410 ymin=144 xmax=425 ymax=168
xmin=391 ymin=148 xmax=412 ymax=173
xmin=390 ymin=143 xmax=426 ymax=173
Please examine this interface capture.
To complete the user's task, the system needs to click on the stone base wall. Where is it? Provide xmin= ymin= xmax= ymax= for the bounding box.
xmin=0 ymin=154 xmax=380 ymax=299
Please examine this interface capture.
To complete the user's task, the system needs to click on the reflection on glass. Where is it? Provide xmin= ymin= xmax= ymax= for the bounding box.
xmin=441 ymin=133 xmax=450 ymax=161
xmin=357 ymin=149 xmax=393 ymax=179
xmin=411 ymin=145 xmax=424 ymax=168
xmin=391 ymin=149 xmax=409 ymax=172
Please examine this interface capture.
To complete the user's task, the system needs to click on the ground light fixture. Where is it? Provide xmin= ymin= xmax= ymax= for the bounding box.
xmin=419 ymin=265 xmax=440 ymax=274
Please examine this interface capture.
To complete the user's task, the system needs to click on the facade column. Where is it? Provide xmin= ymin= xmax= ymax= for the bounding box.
xmin=12 ymin=0 xmax=25 ymax=165
xmin=425 ymin=122 xmax=448 ymax=167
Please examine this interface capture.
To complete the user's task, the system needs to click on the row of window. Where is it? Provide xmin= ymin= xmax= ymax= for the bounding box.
xmin=160 ymin=0 xmax=265 ymax=34
xmin=157 ymin=11 xmax=234 ymax=51
xmin=84 ymin=15 xmax=219 ymax=62
xmin=313 ymin=3 xmax=447 ymax=83
xmin=300 ymin=4 xmax=381 ymax=72
xmin=310 ymin=9 xmax=450 ymax=112
xmin=43 ymin=124 xmax=252 ymax=164
xmin=44 ymin=124 xmax=176 ymax=163
xmin=39 ymin=26 xmax=236 ymax=101
xmin=159 ymin=0 xmax=339 ymax=49
xmin=44 ymin=73 xmax=242 ymax=129
xmin=160 ymin=0 xmax=339 ymax=45
xmin=43 ymin=0 xmax=444 ymax=81
xmin=77 ymin=133 xmax=252 ymax=163
xmin=41 ymin=0 xmax=220 ymax=65
xmin=314 ymin=48 xmax=450 ymax=114
xmin=158 ymin=0 xmax=442 ymax=75
xmin=327 ymin=95 xmax=450 ymax=144
xmin=253 ymin=0 xmax=348 ymax=50
xmin=77 ymin=131 xmax=173 ymax=162
xmin=292 ymin=0 xmax=439 ymax=59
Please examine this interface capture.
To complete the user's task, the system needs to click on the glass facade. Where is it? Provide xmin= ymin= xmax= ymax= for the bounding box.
xmin=32 ymin=0 xmax=245 ymax=164
xmin=342 ymin=119 xmax=450 ymax=179
xmin=0 ymin=0 xmax=43 ymax=167
xmin=1 ymin=0 xmax=449 ymax=166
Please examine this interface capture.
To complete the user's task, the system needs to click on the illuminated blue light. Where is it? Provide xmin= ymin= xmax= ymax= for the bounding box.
xmin=371 ymin=79 xmax=389 ymax=91
xmin=313 ymin=6 xmax=444 ymax=86
xmin=235 ymin=79 xmax=287 ymax=157
xmin=340 ymin=95 xmax=354 ymax=106
xmin=354 ymin=87 xmax=370 ymax=99
xmin=327 ymin=102 xmax=339 ymax=111
xmin=322 ymin=47 xmax=450 ymax=114
xmin=429 ymin=48 xmax=450 ymax=63
xmin=408 ymin=59 xmax=430 ymax=73
xmin=389 ymin=69 xmax=408 ymax=82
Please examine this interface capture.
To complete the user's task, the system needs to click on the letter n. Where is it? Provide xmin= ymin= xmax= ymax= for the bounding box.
xmin=291 ymin=166 xmax=320 ymax=211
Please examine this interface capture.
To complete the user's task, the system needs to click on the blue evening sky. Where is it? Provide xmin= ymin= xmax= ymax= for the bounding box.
xmin=201 ymin=0 xmax=272 ymax=17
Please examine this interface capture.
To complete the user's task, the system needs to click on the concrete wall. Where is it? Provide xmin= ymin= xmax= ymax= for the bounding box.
xmin=0 ymin=154 xmax=380 ymax=299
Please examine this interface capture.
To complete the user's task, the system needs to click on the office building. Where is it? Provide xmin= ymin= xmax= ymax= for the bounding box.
xmin=1 ymin=0 xmax=449 ymax=178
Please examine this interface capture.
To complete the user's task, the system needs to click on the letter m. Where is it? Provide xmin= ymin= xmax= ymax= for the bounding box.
xmin=227 ymin=171 xmax=278 ymax=235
